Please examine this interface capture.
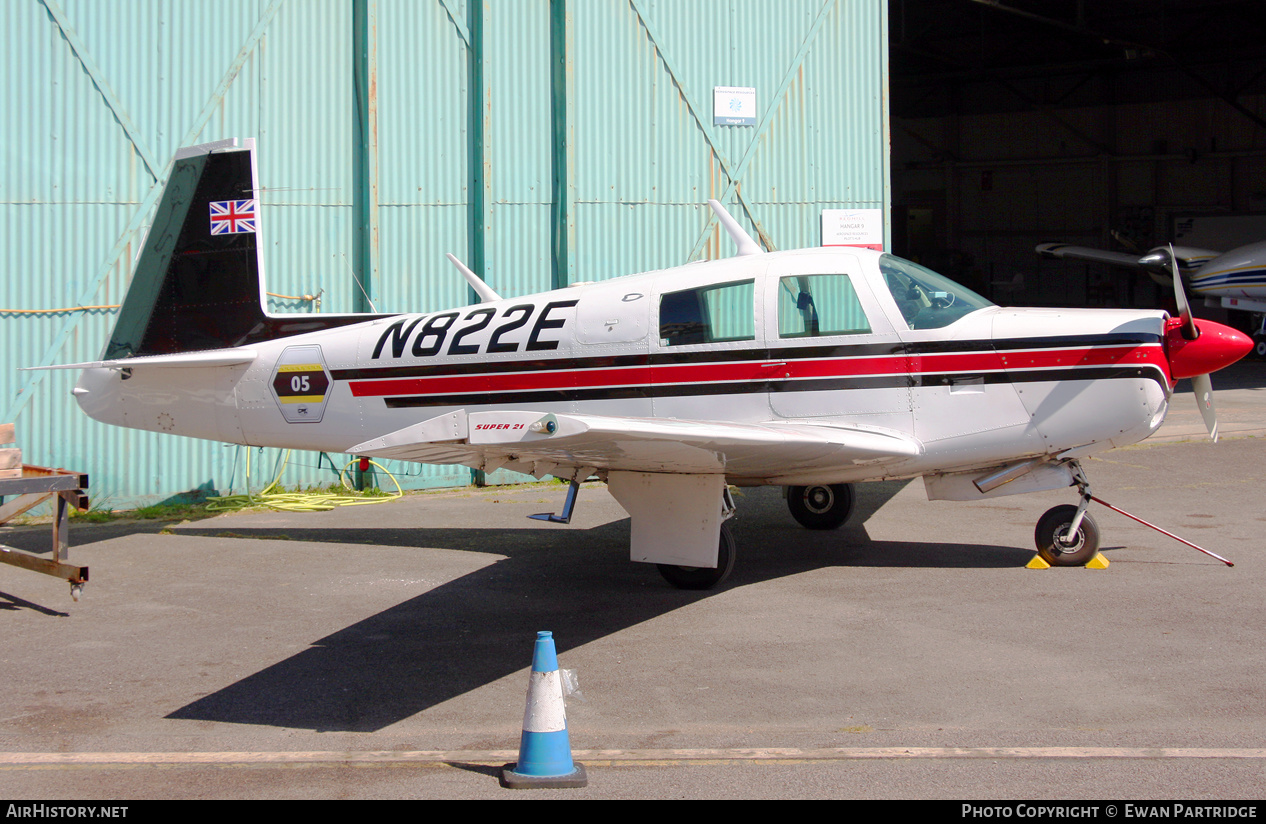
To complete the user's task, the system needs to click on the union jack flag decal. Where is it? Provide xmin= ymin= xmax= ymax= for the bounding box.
xmin=209 ymin=199 xmax=258 ymax=235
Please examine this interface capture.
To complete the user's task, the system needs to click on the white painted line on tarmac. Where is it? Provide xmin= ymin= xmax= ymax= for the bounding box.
xmin=2 ymin=747 xmax=1265 ymax=768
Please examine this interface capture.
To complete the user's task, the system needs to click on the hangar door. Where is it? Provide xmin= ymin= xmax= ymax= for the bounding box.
xmin=566 ymin=0 xmax=890 ymax=278
xmin=6 ymin=0 xmax=889 ymax=506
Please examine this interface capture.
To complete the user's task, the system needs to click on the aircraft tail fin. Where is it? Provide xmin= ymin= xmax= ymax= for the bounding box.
xmin=106 ymin=139 xmax=269 ymax=359
xmin=105 ymin=138 xmax=382 ymax=361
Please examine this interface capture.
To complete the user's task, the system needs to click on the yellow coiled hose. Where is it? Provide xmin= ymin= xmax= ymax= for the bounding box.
xmin=206 ymin=449 xmax=403 ymax=513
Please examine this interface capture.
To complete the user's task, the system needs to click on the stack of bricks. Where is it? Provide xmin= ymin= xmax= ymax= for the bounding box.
xmin=0 ymin=423 xmax=19 ymax=479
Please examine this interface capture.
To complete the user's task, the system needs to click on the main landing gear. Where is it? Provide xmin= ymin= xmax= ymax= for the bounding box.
xmin=656 ymin=488 xmax=738 ymax=590
xmin=786 ymin=483 xmax=855 ymax=530
xmin=656 ymin=521 xmax=737 ymax=590
xmin=648 ymin=482 xmax=855 ymax=589
xmin=1034 ymin=463 xmax=1100 ymax=566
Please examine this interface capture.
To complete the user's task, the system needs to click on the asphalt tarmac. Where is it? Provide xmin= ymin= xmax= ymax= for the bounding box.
xmin=2 ymin=362 xmax=1265 ymax=800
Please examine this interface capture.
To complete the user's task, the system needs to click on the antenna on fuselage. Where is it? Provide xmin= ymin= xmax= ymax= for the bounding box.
xmin=708 ymin=199 xmax=764 ymax=256
xmin=446 ymin=253 xmax=503 ymax=303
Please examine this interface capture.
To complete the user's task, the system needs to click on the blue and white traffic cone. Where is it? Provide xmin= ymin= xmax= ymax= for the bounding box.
xmin=500 ymin=631 xmax=588 ymax=789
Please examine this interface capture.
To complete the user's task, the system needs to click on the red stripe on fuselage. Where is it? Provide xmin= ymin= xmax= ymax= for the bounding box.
xmin=346 ymin=344 xmax=1167 ymax=398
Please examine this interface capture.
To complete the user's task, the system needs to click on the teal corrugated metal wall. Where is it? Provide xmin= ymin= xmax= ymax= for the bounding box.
xmin=3 ymin=0 xmax=888 ymax=508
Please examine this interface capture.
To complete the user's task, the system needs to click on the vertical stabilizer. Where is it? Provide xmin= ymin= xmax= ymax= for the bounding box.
xmin=106 ymin=139 xmax=268 ymax=358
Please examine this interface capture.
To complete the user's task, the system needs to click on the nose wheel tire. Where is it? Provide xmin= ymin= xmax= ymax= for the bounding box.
xmin=657 ymin=522 xmax=737 ymax=590
xmin=787 ymin=483 xmax=855 ymax=530
xmin=1035 ymin=504 xmax=1101 ymax=566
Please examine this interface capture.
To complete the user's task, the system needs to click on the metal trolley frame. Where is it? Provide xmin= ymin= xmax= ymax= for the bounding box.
xmin=0 ymin=466 xmax=90 ymax=599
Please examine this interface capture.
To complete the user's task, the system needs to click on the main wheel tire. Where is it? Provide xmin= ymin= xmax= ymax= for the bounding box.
xmin=1254 ymin=335 xmax=1266 ymax=359
xmin=657 ymin=522 xmax=737 ymax=590
xmin=1034 ymin=504 xmax=1101 ymax=566
xmin=787 ymin=483 xmax=855 ymax=530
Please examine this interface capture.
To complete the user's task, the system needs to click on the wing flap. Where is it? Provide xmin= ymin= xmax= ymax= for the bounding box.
xmin=348 ymin=410 xmax=922 ymax=480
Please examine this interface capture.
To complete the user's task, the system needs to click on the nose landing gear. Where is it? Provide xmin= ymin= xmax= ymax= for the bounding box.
xmin=1035 ymin=503 xmax=1101 ymax=566
xmin=1036 ymin=460 xmax=1235 ymax=567
xmin=1035 ymin=462 xmax=1101 ymax=566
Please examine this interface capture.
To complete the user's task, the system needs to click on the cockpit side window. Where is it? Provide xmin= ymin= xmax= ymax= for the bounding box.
xmin=659 ymin=280 xmax=755 ymax=346
xmin=777 ymin=274 xmax=871 ymax=338
xmin=878 ymin=254 xmax=993 ymax=330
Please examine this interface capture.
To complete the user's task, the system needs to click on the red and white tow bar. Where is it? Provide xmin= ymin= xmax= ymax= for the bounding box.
xmin=1068 ymin=463 xmax=1234 ymax=567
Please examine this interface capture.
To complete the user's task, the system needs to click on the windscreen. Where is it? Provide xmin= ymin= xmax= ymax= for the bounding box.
xmin=879 ymin=254 xmax=993 ymax=330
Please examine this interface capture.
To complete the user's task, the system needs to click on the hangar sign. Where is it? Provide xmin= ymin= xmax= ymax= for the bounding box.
xmin=713 ymin=86 xmax=756 ymax=126
xmin=821 ymin=209 xmax=884 ymax=251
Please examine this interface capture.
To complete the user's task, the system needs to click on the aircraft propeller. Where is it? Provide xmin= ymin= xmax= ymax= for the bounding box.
xmin=1162 ymin=244 xmax=1252 ymax=442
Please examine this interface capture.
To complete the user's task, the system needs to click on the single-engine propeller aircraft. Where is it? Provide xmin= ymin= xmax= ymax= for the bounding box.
xmin=1037 ymin=239 xmax=1266 ymax=355
xmin=38 ymin=139 xmax=1253 ymax=588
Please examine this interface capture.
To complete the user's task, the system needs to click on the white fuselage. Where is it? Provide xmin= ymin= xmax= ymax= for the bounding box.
xmin=75 ymin=247 xmax=1172 ymax=486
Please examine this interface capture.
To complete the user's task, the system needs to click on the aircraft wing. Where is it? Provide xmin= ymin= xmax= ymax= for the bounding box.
xmin=1037 ymin=242 xmax=1222 ymax=282
xmin=348 ymin=409 xmax=922 ymax=482
xmin=1035 ymin=243 xmax=1144 ymax=269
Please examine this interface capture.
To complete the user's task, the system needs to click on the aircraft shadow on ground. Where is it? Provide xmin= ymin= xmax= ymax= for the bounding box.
xmin=163 ymin=482 xmax=1034 ymax=733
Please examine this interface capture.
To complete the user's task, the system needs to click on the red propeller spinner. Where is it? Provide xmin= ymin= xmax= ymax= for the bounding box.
xmin=1162 ymin=245 xmax=1254 ymax=442
xmin=1164 ymin=317 xmax=1252 ymax=381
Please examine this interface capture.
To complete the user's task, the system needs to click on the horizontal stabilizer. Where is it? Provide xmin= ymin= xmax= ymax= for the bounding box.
xmin=21 ymin=349 xmax=258 ymax=372
xmin=349 ymin=410 xmax=921 ymax=481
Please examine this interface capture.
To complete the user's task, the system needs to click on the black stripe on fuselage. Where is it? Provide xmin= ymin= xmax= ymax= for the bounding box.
xmin=379 ymin=365 xmax=1168 ymax=409
xmin=332 ymin=332 xmax=1163 ymax=382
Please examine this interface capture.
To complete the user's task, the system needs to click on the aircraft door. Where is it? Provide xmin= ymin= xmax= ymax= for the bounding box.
xmin=764 ymin=255 xmax=912 ymax=433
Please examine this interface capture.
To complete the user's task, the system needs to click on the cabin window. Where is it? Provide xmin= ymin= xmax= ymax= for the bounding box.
xmin=777 ymin=274 xmax=871 ymax=338
xmin=659 ymin=280 xmax=755 ymax=346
